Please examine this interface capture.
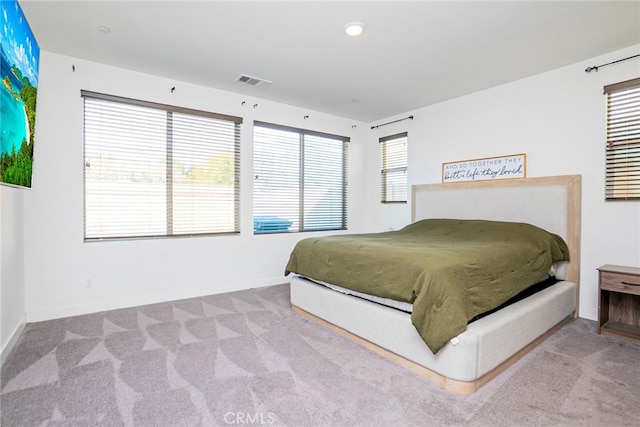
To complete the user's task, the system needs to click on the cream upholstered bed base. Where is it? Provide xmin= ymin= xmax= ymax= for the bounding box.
xmin=289 ymin=175 xmax=582 ymax=394
xmin=291 ymin=277 xmax=575 ymax=394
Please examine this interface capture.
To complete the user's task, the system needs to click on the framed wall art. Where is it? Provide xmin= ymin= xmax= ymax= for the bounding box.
xmin=442 ymin=153 xmax=526 ymax=183
xmin=1 ymin=0 xmax=40 ymax=188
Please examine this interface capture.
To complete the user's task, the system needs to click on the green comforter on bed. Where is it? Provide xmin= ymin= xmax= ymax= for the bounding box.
xmin=285 ymin=218 xmax=570 ymax=353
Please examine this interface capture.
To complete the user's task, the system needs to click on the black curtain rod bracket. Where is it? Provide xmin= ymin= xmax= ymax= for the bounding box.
xmin=371 ymin=115 xmax=413 ymax=130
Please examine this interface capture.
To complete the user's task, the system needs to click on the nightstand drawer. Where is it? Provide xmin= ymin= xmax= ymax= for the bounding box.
xmin=600 ymin=271 xmax=640 ymax=296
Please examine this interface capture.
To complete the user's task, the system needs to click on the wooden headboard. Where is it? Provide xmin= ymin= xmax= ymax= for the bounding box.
xmin=412 ymin=175 xmax=582 ymax=312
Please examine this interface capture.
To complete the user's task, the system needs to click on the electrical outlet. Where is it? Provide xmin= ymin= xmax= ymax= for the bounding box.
xmin=84 ymin=278 xmax=93 ymax=288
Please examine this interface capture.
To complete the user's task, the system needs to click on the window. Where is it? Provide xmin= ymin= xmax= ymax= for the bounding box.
xmin=253 ymin=121 xmax=348 ymax=233
xmin=380 ymin=132 xmax=408 ymax=203
xmin=82 ymin=91 xmax=242 ymax=240
xmin=604 ymin=77 xmax=640 ymax=201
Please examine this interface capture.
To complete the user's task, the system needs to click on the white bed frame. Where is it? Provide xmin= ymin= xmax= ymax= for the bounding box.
xmin=290 ymin=175 xmax=581 ymax=394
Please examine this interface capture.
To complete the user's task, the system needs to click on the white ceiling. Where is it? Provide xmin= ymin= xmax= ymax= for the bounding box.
xmin=18 ymin=0 xmax=640 ymax=122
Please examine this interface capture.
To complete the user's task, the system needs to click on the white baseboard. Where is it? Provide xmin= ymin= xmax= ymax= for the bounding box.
xmin=26 ymin=276 xmax=288 ymax=323
xmin=1 ymin=314 xmax=27 ymax=366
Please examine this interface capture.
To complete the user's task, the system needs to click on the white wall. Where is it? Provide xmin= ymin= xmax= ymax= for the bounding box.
xmin=23 ymin=51 xmax=367 ymax=321
xmin=1 ymin=185 xmax=26 ymax=361
xmin=366 ymin=45 xmax=640 ymax=321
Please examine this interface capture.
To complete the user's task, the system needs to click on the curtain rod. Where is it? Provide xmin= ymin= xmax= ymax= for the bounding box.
xmin=585 ymin=54 xmax=640 ymax=73
xmin=371 ymin=115 xmax=413 ymax=130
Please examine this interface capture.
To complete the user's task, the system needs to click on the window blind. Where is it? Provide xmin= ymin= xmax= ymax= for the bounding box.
xmin=604 ymin=77 xmax=640 ymax=201
xmin=82 ymin=91 xmax=242 ymax=239
xmin=253 ymin=121 xmax=348 ymax=233
xmin=380 ymin=132 xmax=408 ymax=203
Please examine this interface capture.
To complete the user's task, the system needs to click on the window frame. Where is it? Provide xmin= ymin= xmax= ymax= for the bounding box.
xmin=82 ymin=90 xmax=243 ymax=241
xmin=253 ymin=120 xmax=349 ymax=234
xmin=380 ymin=132 xmax=408 ymax=204
xmin=603 ymin=77 xmax=640 ymax=201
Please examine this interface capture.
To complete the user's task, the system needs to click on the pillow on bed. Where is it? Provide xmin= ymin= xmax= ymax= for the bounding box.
xmin=549 ymin=261 xmax=568 ymax=280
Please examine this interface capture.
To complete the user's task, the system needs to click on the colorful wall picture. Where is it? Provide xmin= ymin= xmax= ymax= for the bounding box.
xmin=1 ymin=0 xmax=39 ymax=188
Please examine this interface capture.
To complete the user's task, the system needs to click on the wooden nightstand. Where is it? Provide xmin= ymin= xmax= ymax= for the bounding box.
xmin=597 ymin=264 xmax=640 ymax=344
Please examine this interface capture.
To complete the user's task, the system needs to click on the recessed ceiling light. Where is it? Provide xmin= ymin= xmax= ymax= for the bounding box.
xmin=97 ymin=26 xmax=111 ymax=34
xmin=345 ymin=22 xmax=364 ymax=37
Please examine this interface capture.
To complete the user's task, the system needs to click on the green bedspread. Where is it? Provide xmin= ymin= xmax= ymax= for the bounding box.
xmin=285 ymin=218 xmax=570 ymax=353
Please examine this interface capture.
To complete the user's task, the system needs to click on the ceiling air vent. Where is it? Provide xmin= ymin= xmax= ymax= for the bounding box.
xmin=234 ymin=74 xmax=272 ymax=88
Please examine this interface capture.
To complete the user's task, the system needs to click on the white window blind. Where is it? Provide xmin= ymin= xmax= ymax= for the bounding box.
xmin=380 ymin=132 xmax=408 ymax=203
xmin=604 ymin=77 xmax=640 ymax=201
xmin=253 ymin=121 xmax=348 ymax=233
xmin=82 ymin=91 xmax=242 ymax=240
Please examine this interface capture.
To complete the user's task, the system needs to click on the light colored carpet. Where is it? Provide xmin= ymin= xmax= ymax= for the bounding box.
xmin=1 ymin=283 xmax=639 ymax=426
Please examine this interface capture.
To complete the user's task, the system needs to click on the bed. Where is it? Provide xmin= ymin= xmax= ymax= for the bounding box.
xmin=287 ymin=174 xmax=581 ymax=394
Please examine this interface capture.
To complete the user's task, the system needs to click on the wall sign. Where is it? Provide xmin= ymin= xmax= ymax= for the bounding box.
xmin=442 ymin=153 xmax=526 ymax=183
